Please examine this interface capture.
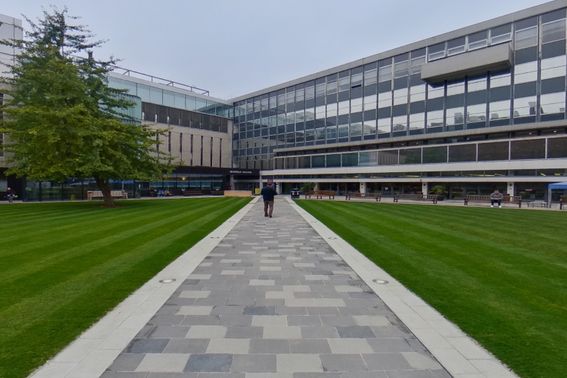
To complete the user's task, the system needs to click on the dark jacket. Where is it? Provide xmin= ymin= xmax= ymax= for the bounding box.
xmin=261 ymin=185 xmax=277 ymax=201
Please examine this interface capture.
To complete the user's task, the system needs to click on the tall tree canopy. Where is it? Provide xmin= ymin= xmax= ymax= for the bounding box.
xmin=0 ymin=8 xmax=168 ymax=206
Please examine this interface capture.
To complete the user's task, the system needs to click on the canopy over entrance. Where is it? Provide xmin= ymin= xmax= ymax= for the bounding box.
xmin=547 ymin=182 xmax=567 ymax=207
xmin=548 ymin=182 xmax=567 ymax=190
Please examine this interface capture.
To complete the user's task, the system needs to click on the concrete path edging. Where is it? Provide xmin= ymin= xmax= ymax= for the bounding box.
xmin=29 ymin=196 xmax=258 ymax=378
xmin=288 ymin=197 xmax=518 ymax=378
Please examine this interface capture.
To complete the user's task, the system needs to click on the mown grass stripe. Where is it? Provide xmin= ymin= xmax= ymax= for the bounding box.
xmin=0 ymin=199 xmax=227 ymax=277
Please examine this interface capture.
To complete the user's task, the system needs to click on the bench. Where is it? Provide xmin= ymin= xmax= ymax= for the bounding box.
xmin=394 ymin=193 xmax=438 ymax=204
xmin=345 ymin=192 xmax=382 ymax=202
xmin=87 ymin=190 xmax=128 ymax=200
xmin=304 ymin=190 xmax=336 ymax=199
xmin=464 ymin=194 xmax=522 ymax=208
xmin=526 ymin=200 xmax=547 ymax=208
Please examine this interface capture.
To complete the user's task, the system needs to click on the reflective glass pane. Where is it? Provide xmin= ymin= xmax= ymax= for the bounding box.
xmin=378 ymin=150 xmax=398 ymax=165
xmin=423 ymin=146 xmax=447 ymax=163
xmin=478 ymin=142 xmax=509 ymax=161
xmin=326 ymin=154 xmax=340 ymax=167
xmin=540 ymin=92 xmax=565 ymax=114
xmin=399 ymin=148 xmax=421 ymax=164
xmin=342 ymin=153 xmax=359 ymax=167
xmin=547 ymin=137 xmax=567 ymax=158
xmin=510 ymin=139 xmax=545 ymax=159
xmin=449 ymin=144 xmax=476 ymax=162
xmin=542 ymin=19 xmax=566 ymax=44
xmin=359 ymin=151 xmax=378 ymax=166
xmin=515 ymin=26 xmax=538 ymax=49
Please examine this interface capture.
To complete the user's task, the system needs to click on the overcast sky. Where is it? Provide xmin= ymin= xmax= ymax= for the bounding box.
xmin=1 ymin=0 xmax=552 ymax=99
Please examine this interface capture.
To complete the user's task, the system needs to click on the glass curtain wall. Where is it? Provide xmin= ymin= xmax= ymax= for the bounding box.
xmin=363 ymin=62 xmax=378 ymax=139
xmin=233 ymin=7 xmax=567 ymax=169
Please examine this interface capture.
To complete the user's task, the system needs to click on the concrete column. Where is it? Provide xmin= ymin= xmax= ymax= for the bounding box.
xmin=507 ymin=182 xmax=514 ymax=201
xmin=359 ymin=182 xmax=367 ymax=196
xmin=276 ymin=183 xmax=281 ymax=194
xmin=421 ymin=182 xmax=428 ymax=197
xmin=314 ymin=183 xmax=320 ymax=191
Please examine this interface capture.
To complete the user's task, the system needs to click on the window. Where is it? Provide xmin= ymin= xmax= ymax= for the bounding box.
xmin=548 ymin=137 xmax=567 ymax=158
xmin=399 ymin=148 xmax=421 ymax=164
xmin=351 ymin=97 xmax=363 ymax=113
xmin=359 ymin=151 xmax=378 ymax=166
xmin=515 ymin=26 xmax=538 ymax=50
xmin=478 ymin=141 xmax=509 ymax=161
xmin=326 ymin=154 xmax=341 ymax=167
xmin=351 ymin=68 xmax=363 ymax=88
xmin=394 ymin=54 xmax=409 ymax=78
xmin=542 ymin=18 xmax=566 ymax=44
xmin=511 ymin=139 xmax=545 ymax=159
xmin=490 ymin=24 xmax=512 ymax=44
xmin=378 ymin=58 xmax=392 ymax=82
xmin=342 ymin=153 xmax=358 ymax=167
xmin=338 ymin=71 xmax=350 ymax=92
xmin=410 ymin=49 xmax=426 ymax=74
xmin=364 ymin=63 xmax=378 ymax=87
xmin=428 ymin=42 xmax=446 ymax=61
xmin=326 ymin=74 xmax=338 ymax=95
xmin=468 ymin=30 xmax=488 ymax=50
xmin=423 ymin=146 xmax=447 ymax=163
xmin=540 ymin=92 xmax=565 ymax=116
xmin=449 ymin=144 xmax=476 ymax=162
xmin=409 ymin=113 xmax=425 ymax=131
xmin=377 ymin=117 xmax=391 ymax=135
xmin=447 ymin=37 xmax=466 ymax=56
xmin=541 ymin=56 xmax=566 ymax=79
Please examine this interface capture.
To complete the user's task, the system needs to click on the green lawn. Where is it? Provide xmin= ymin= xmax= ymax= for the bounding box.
xmin=297 ymin=200 xmax=567 ymax=378
xmin=0 ymin=197 xmax=249 ymax=378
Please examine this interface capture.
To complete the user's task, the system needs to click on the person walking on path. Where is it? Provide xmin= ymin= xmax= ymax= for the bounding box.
xmin=261 ymin=180 xmax=277 ymax=218
xmin=490 ymin=189 xmax=504 ymax=208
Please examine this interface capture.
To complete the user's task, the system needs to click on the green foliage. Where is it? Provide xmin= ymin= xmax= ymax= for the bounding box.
xmin=429 ymin=184 xmax=446 ymax=196
xmin=300 ymin=182 xmax=315 ymax=193
xmin=298 ymin=200 xmax=567 ymax=378
xmin=0 ymin=7 xmax=168 ymax=206
xmin=0 ymin=197 xmax=249 ymax=378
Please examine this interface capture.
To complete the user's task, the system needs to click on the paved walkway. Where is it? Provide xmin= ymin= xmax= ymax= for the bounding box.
xmin=101 ymin=198 xmax=449 ymax=377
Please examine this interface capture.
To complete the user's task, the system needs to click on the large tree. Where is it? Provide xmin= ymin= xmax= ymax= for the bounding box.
xmin=0 ymin=8 xmax=168 ymax=206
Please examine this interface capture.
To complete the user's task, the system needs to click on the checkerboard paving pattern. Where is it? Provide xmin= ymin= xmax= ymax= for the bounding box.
xmin=101 ymin=198 xmax=450 ymax=378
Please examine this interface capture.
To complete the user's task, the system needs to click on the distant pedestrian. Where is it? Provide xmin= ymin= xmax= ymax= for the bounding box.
xmin=6 ymin=187 xmax=15 ymax=204
xmin=261 ymin=180 xmax=277 ymax=218
xmin=490 ymin=189 xmax=503 ymax=208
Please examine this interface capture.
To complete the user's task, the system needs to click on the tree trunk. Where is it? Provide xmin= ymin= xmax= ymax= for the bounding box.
xmin=94 ymin=176 xmax=115 ymax=207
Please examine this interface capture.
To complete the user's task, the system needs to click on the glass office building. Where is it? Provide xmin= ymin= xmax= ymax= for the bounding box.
xmin=231 ymin=0 xmax=567 ymax=199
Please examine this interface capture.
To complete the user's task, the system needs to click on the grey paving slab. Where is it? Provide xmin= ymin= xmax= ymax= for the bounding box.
xmin=104 ymin=198 xmax=449 ymax=377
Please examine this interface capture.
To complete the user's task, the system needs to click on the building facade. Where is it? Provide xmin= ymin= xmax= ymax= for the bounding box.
xmin=0 ymin=13 xmax=23 ymax=195
xmin=231 ymin=0 xmax=567 ymax=200
xmin=3 ymin=1 xmax=567 ymax=201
